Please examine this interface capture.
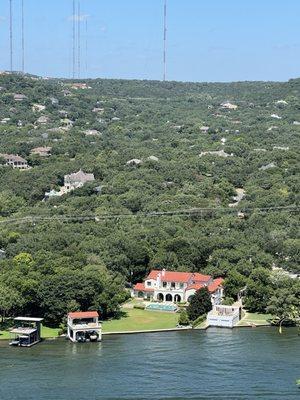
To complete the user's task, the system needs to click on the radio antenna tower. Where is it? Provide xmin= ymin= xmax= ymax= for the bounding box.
xmin=72 ymin=0 xmax=76 ymax=78
xmin=85 ymin=18 xmax=88 ymax=78
xmin=9 ymin=0 xmax=13 ymax=72
xmin=163 ymin=0 xmax=167 ymax=81
xmin=21 ymin=0 xmax=25 ymax=73
xmin=77 ymin=1 xmax=81 ymax=79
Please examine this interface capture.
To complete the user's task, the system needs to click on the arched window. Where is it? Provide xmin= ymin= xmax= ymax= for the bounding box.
xmin=165 ymin=293 xmax=173 ymax=302
xmin=157 ymin=293 xmax=164 ymax=301
xmin=174 ymin=294 xmax=181 ymax=303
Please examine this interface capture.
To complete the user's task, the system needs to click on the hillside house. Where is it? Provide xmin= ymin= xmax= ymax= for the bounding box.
xmin=60 ymin=118 xmax=74 ymax=129
xmin=221 ymin=102 xmax=238 ymax=110
xmin=84 ymin=129 xmax=102 ymax=137
xmin=44 ymin=170 xmax=95 ymax=199
xmin=199 ymin=149 xmax=233 ymax=158
xmin=30 ymin=147 xmax=52 ymax=157
xmin=49 ymin=97 xmax=59 ymax=105
xmin=36 ymin=115 xmax=50 ymax=125
xmin=92 ymin=107 xmax=105 ymax=113
xmin=13 ymin=93 xmax=27 ymax=101
xmin=67 ymin=311 xmax=101 ymax=342
xmin=133 ymin=269 xmax=224 ymax=305
xmin=32 ymin=104 xmax=46 ymax=112
xmin=70 ymin=83 xmax=91 ymax=90
xmin=64 ymin=170 xmax=95 ymax=191
xmin=1 ymin=118 xmax=11 ymax=124
xmin=0 ymin=153 xmax=29 ymax=169
xmin=126 ymin=158 xmax=143 ymax=166
xmin=200 ymin=126 xmax=210 ymax=133
xmin=147 ymin=156 xmax=159 ymax=162
xmin=271 ymin=114 xmax=282 ymax=119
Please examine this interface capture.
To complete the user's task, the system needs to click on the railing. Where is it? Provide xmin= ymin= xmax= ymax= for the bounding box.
xmin=70 ymin=322 xmax=100 ymax=329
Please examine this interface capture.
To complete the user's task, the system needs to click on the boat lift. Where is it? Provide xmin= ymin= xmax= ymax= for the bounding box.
xmin=9 ymin=317 xmax=44 ymax=347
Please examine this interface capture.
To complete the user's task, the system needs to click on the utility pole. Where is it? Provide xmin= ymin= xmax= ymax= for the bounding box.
xmin=163 ymin=0 xmax=167 ymax=81
xmin=9 ymin=0 xmax=13 ymax=72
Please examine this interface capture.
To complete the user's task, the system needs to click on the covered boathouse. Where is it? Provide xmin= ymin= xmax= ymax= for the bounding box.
xmin=9 ymin=317 xmax=43 ymax=347
xmin=67 ymin=311 xmax=102 ymax=343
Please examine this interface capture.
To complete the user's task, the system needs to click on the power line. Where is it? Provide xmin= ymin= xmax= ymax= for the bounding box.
xmin=0 ymin=205 xmax=298 ymax=226
xmin=9 ymin=0 xmax=13 ymax=72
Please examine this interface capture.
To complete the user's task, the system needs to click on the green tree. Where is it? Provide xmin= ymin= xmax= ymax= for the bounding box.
xmin=244 ymin=268 xmax=272 ymax=312
xmin=224 ymin=270 xmax=247 ymax=299
xmin=0 ymin=285 xmax=24 ymax=322
xmin=267 ymin=287 xmax=300 ymax=330
xmin=186 ymin=288 xmax=212 ymax=321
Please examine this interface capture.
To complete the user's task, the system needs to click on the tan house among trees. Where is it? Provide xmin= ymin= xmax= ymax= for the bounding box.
xmin=0 ymin=153 xmax=29 ymax=169
xmin=30 ymin=147 xmax=52 ymax=157
xmin=64 ymin=170 xmax=95 ymax=191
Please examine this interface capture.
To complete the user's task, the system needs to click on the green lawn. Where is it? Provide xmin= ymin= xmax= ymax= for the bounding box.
xmin=102 ymin=308 xmax=179 ymax=332
xmin=41 ymin=325 xmax=60 ymax=338
xmin=237 ymin=312 xmax=273 ymax=326
xmin=0 ymin=330 xmax=10 ymax=340
xmin=0 ymin=325 xmax=60 ymax=340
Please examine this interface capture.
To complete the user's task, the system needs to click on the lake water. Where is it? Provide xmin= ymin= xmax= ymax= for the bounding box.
xmin=0 ymin=327 xmax=299 ymax=400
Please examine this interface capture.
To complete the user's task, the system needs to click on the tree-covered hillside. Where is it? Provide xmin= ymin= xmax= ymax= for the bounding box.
xmin=0 ymin=73 xmax=299 ymax=325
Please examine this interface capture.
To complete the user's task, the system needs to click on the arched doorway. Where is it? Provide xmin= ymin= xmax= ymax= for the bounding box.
xmin=157 ymin=293 xmax=164 ymax=301
xmin=187 ymin=295 xmax=194 ymax=303
xmin=138 ymin=291 xmax=144 ymax=298
xmin=165 ymin=293 xmax=173 ymax=302
xmin=174 ymin=294 xmax=181 ymax=303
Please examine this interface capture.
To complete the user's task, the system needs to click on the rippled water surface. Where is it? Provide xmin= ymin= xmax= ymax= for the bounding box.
xmin=0 ymin=327 xmax=299 ymax=400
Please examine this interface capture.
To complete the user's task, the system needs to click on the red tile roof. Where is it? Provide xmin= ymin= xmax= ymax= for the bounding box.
xmin=146 ymin=270 xmax=193 ymax=283
xmin=146 ymin=270 xmax=161 ymax=280
xmin=193 ymin=273 xmax=212 ymax=282
xmin=133 ymin=282 xmax=154 ymax=292
xmin=146 ymin=270 xmax=212 ymax=284
xmin=68 ymin=311 xmax=99 ymax=319
xmin=208 ymin=278 xmax=224 ymax=293
xmin=186 ymin=283 xmax=204 ymax=291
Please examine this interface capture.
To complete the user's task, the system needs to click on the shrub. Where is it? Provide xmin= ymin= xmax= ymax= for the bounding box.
xmin=133 ymin=304 xmax=145 ymax=310
xmin=192 ymin=314 xmax=207 ymax=328
xmin=178 ymin=309 xmax=190 ymax=326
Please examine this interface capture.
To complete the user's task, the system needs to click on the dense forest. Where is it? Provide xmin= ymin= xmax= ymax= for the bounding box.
xmin=0 ymin=73 xmax=299 ymax=325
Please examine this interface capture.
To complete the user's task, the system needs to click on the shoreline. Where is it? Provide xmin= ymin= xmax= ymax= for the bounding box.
xmin=0 ymin=322 xmax=278 ymax=342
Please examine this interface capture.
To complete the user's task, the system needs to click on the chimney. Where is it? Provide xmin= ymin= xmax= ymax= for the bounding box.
xmin=162 ymin=268 xmax=166 ymax=277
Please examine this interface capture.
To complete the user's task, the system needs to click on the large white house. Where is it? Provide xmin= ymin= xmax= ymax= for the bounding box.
xmin=133 ymin=269 xmax=224 ymax=305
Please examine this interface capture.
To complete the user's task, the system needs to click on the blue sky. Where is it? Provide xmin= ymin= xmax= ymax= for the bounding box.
xmin=0 ymin=0 xmax=299 ymax=82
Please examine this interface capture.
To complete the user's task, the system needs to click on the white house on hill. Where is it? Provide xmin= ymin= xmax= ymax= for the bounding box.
xmin=133 ymin=269 xmax=224 ymax=305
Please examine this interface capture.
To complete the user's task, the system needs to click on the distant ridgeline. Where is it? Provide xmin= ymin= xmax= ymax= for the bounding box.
xmin=0 ymin=72 xmax=299 ymax=326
